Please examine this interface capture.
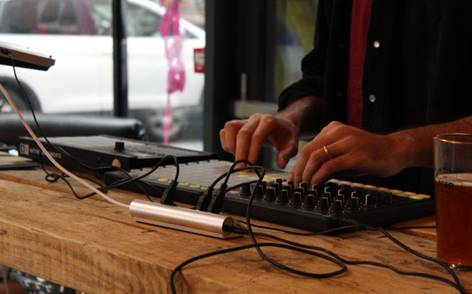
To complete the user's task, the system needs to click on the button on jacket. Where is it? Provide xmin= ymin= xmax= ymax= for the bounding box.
xmin=278 ymin=0 xmax=472 ymax=194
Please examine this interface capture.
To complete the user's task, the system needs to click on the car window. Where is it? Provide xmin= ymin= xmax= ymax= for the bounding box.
xmin=0 ymin=0 xmax=38 ymax=34
xmin=37 ymin=0 xmax=80 ymax=34
xmin=89 ymin=1 xmax=162 ymax=37
xmin=90 ymin=0 xmax=112 ymax=35
xmin=127 ymin=3 xmax=161 ymax=37
xmin=0 ymin=0 xmax=95 ymax=35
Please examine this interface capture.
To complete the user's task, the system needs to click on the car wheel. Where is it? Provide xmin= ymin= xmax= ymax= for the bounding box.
xmin=0 ymin=85 xmax=29 ymax=112
xmin=134 ymin=109 xmax=186 ymax=142
xmin=0 ymin=80 xmax=40 ymax=113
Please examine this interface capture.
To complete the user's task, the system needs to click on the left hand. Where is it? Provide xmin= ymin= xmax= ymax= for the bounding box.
xmin=288 ymin=121 xmax=413 ymax=185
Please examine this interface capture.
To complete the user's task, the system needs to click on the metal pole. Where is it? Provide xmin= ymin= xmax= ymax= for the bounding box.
xmin=112 ymin=0 xmax=128 ymax=117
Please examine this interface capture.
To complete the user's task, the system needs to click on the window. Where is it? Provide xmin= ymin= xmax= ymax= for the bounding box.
xmin=37 ymin=0 xmax=80 ymax=34
xmin=0 ymin=0 xmax=39 ymax=34
xmin=90 ymin=0 xmax=112 ymax=35
xmin=273 ymin=0 xmax=318 ymax=101
xmin=0 ymin=0 xmax=206 ymax=149
xmin=127 ymin=3 xmax=161 ymax=37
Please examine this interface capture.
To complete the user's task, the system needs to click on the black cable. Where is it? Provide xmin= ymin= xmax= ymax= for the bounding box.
xmin=237 ymin=221 xmax=361 ymax=236
xmin=249 ymin=230 xmax=465 ymax=293
xmin=170 ymin=163 xmax=466 ymax=293
xmin=169 ymin=242 xmax=347 ymax=294
xmin=180 ymin=164 xmax=354 ymax=288
xmin=9 ymin=59 xmax=114 ymax=201
xmin=206 ymin=159 xmax=259 ymax=195
xmin=224 ymin=163 xmax=466 ymax=293
xmin=107 ymin=155 xmax=180 ymax=202
xmin=365 ymin=224 xmax=465 ymax=291
xmin=170 ymin=164 xmax=354 ymax=293
xmin=106 ymin=155 xmax=179 ymax=191
xmin=391 ymin=225 xmax=436 ymax=231
xmin=9 ymin=60 xmax=183 ymax=204
xmin=224 ymin=180 xmax=258 ymax=193
xmin=68 ymin=155 xmax=180 ymax=201
xmin=11 ymin=59 xmax=114 ymax=172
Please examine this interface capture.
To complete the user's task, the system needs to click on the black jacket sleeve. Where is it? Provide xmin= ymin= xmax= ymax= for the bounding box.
xmin=277 ymin=0 xmax=328 ymax=111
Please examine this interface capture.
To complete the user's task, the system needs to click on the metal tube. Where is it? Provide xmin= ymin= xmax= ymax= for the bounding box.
xmin=129 ymin=200 xmax=238 ymax=239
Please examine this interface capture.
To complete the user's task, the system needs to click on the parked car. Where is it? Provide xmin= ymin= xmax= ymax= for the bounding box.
xmin=0 ymin=0 xmax=205 ymax=140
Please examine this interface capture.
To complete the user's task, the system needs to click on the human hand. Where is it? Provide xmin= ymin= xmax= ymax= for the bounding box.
xmin=289 ymin=121 xmax=413 ymax=185
xmin=219 ymin=113 xmax=299 ymax=168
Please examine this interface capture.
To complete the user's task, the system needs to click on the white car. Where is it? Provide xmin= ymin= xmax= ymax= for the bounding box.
xmin=0 ymin=0 xmax=205 ymax=140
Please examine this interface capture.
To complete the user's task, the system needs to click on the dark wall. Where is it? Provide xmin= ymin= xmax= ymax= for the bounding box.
xmin=204 ymin=0 xmax=275 ymax=156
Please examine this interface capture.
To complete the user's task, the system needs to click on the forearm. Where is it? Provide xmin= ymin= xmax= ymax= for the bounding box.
xmin=276 ymin=95 xmax=323 ymax=134
xmin=390 ymin=116 xmax=472 ymax=168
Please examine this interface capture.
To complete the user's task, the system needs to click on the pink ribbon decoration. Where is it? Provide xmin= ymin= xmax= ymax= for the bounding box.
xmin=160 ymin=0 xmax=186 ymax=94
xmin=159 ymin=0 xmax=186 ymax=144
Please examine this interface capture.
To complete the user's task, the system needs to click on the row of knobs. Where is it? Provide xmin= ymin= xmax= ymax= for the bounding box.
xmin=239 ymin=179 xmax=393 ymax=215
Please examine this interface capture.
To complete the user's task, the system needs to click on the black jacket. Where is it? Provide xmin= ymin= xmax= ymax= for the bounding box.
xmin=278 ymin=0 xmax=472 ymax=194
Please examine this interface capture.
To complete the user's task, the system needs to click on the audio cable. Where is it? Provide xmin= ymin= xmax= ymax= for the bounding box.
xmin=0 ymin=82 xmax=128 ymax=208
xmin=8 ymin=59 xmax=181 ymax=204
xmin=169 ymin=163 xmax=467 ymax=294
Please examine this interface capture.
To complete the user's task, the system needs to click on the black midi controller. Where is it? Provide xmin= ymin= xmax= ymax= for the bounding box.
xmin=105 ymin=160 xmax=434 ymax=232
xmin=18 ymin=135 xmax=216 ymax=170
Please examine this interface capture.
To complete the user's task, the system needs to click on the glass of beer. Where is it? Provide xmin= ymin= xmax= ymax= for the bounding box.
xmin=434 ymin=133 xmax=472 ymax=266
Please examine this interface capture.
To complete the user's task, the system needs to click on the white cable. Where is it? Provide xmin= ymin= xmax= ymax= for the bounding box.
xmin=0 ymin=83 xmax=129 ymax=209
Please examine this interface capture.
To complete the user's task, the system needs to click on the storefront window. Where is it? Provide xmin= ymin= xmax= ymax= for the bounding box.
xmin=273 ymin=0 xmax=318 ymax=100
xmin=128 ymin=0 xmax=205 ymax=150
xmin=0 ymin=0 xmax=205 ymax=150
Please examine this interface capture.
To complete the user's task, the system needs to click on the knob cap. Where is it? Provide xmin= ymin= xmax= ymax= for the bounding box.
xmin=319 ymin=197 xmax=329 ymax=212
xmin=276 ymin=189 xmax=289 ymax=205
xmin=289 ymin=192 xmax=302 ymax=208
xmin=302 ymin=193 xmax=315 ymax=210
xmin=254 ymin=184 xmax=264 ymax=200
xmin=264 ymin=187 xmax=276 ymax=202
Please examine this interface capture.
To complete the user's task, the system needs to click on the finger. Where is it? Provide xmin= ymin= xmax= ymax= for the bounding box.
xmin=310 ymin=153 xmax=356 ymax=185
xmin=247 ymin=116 xmax=277 ymax=164
xmin=289 ymin=150 xmax=311 ymax=185
xmin=303 ymin=121 xmax=349 ymax=154
xmin=219 ymin=129 xmax=230 ymax=153
xmin=235 ymin=116 xmax=261 ymax=164
xmin=301 ymin=148 xmax=328 ymax=184
xmin=290 ymin=138 xmax=331 ymax=185
xmin=223 ymin=120 xmax=246 ymax=154
xmin=275 ymin=138 xmax=298 ymax=169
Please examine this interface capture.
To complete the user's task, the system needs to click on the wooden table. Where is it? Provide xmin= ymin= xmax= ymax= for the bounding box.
xmin=0 ymin=156 xmax=470 ymax=293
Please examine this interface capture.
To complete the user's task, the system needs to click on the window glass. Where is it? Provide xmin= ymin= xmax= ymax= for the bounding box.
xmin=265 ymin=0 xmax=318 ymax=169
xmin=0 ymin=0 xmax=205 ymax=150
xmin=273 ymin=0 xmax=318 ymax=100
xmin=37 ymin=0 xmax=80 ymax=34
xmin=0 ymin=0 xmax=112 ymax=125
xmin=0 ymin=0 xmax=40 ymax=34
xmin=89 ymin=0 xmax=112 ymax=35
xmin=127 ymin=3 xmax=161 ymax=37
xmin=127 ymin=0 xmax=205 ymax=150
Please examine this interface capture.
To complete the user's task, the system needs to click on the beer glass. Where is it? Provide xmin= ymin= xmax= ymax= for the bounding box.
xmin=434 ymin=133 xmax=472 ymax=266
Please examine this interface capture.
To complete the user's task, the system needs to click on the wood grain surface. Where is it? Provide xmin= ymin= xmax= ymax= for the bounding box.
xmin=0 ymin=161 xmax=470 ymax=293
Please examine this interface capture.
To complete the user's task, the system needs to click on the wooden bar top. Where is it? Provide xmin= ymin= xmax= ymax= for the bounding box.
xmin=0 ymin=156 xmax=470 ymax=293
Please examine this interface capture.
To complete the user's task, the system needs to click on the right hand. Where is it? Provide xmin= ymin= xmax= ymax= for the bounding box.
xmin=219 ymin=113 xmax=299 ymax=168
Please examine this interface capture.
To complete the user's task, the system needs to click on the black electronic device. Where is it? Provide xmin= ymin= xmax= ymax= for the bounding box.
xmin=104 ymin=160 xmax=435 ymax=232
xmin=18 ymin=135 xmax=216 ymax=170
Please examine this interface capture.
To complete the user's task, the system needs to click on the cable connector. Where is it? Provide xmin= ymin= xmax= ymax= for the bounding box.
xmin=195 ymin=187 xmax=213 ymax=211
xmin=160 ymin=179 xmax=178 ymax=205
xmin=129 ymin=200 xmax=241 ymax=239
xmin=207 ymin=183 xmax=228 ymax=213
